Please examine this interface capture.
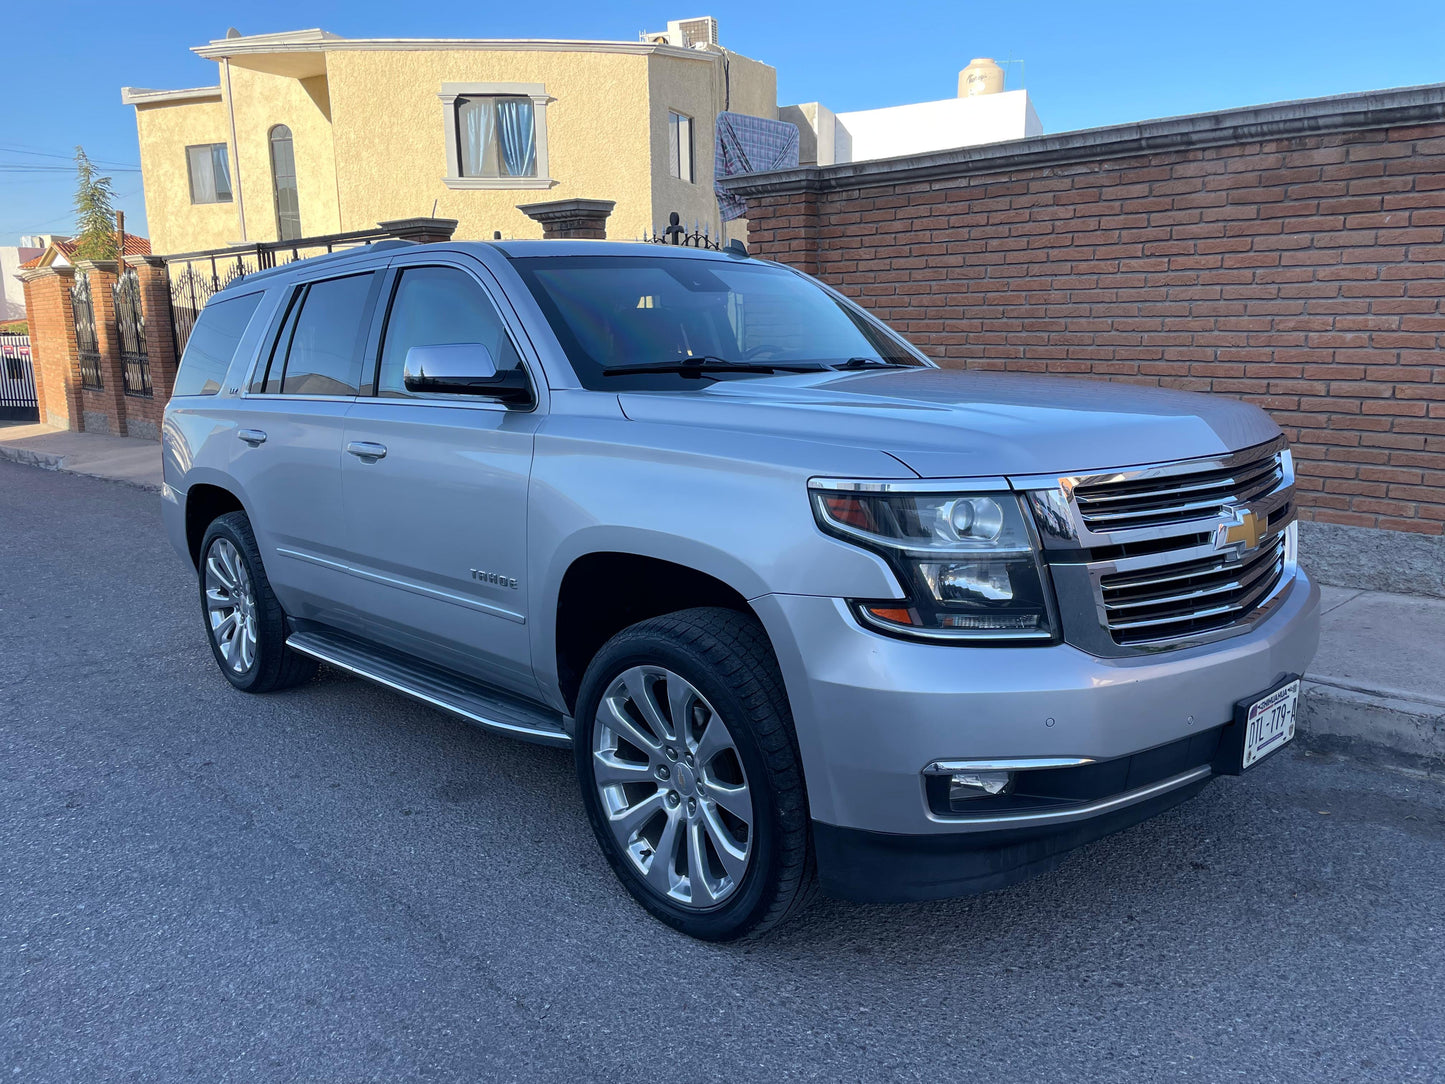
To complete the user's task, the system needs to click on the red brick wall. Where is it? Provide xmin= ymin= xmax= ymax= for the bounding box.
xmin=20 ymin=269 xmax=83 ymax=431
xmin=743 ymin=124 xmax=1445 ymax=536
xmin=21 ymin=260 xmax=176 ymax=441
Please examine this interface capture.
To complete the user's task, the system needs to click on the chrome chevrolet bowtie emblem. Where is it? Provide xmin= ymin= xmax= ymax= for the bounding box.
xmin=1214 ymin=507 xmax=1265 ymax=560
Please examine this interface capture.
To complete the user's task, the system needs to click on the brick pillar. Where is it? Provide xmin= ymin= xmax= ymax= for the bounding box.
xmin=378 ymin=217 xmax=460 ymax=245
xmin=74 ymin=260 xmax=126 ymax=436
xmin=19 ymin=266 xmax=82 ymax=431
xmin=516 ymin=198 xmax=616 ymax=240
xmin=743 ymin=192 xmax=820 ymax=276
xmin=121 ymin=255 xmax=175 ymax=441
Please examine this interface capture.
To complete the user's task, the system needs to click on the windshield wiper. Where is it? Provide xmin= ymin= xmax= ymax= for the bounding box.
xmin=602 ymin=355 xmax=833 ymax=377
xmin=834 ymin=356 xmax=916 ymax=370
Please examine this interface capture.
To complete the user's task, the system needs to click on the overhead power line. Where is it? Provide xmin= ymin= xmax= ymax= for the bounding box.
xmin=0 ymin=144 xmax=141 ymax=170
xmin=0 ymin=165 xmax=141 ymax=173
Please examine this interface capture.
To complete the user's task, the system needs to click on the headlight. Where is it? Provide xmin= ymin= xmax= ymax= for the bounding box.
xmin=810 ymin=484 xmax=1056 ymax=643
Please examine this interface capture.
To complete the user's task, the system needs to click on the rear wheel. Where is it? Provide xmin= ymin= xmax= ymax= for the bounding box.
xmin=198 ymin=512 xmax=317 ymax=693
xmin=574 ymin=607 xmax=815 ymax=941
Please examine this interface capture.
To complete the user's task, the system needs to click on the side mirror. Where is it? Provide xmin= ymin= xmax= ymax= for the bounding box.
xmin=402 ymin=343 xmax=531 ymax=403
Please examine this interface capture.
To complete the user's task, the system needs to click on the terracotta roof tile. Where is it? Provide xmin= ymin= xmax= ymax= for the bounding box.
xmin=16 ymin=234 xmax=151 ymax=270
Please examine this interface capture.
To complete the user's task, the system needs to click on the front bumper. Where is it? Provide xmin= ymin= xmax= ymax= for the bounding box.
xmin=812 ymin=771 xmax=1213 ymax=902
xmin=751 ymin=570 xmax=1320 ymax=900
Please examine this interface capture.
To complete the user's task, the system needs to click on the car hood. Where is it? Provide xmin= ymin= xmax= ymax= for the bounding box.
xmin=616 ymin=367 xmax=1280 ymax=479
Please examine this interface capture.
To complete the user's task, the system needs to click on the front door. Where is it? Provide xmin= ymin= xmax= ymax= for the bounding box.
xmin=340 ymin=258 xmax=543 ymax=699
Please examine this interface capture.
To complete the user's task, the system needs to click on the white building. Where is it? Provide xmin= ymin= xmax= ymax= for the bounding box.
xmin=0 ymin=236 xmax=50 ymax=321
xmin=782 ymin=59 xmax=1043 ymax=167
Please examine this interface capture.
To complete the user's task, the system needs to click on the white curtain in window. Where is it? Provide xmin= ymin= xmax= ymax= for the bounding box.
xmin=458 ymin=98 xmax=495 ymax=177
xmin=495 ymin=99 xmax=536 ymax=177
xmin=188 ymin=145 xmax=216 ymax=203
xmin=210 ymin=145 xmax=232 ymax=199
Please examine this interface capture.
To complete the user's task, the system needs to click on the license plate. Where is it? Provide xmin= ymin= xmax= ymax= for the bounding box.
xmin=1242 ymin=678 xmax=1299 ymax=769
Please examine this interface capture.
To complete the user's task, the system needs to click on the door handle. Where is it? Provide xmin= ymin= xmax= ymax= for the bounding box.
xmin=238 ymin=429 xmax=267 ymax=446
xmin=346 ymin=441 xmax=388 ymax=461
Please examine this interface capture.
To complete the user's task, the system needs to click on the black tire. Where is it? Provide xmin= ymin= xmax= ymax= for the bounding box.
xmin=574 ymin=607 xmax=816 ymax=941
xmin=197 ymin=511 xmax=318 ymax=694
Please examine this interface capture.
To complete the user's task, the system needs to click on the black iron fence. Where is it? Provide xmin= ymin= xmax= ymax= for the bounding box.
xmin=643 ymin=211 xmax=723 ymax=250
xmin=163 ymin=225 xmax=430 ymax=357
xmin=0 ymin=334 xmax=37 ymax=422
xmin=113 ymin=268 xmax=151 ymax=397
xmin=70 ymin=274 xmax=102 ymax=390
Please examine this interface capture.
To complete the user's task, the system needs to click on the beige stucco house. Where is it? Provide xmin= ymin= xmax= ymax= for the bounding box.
xmin=121 ymin=24 xmax=777 ymax=255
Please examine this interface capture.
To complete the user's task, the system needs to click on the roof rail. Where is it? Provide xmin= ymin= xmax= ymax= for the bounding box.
xmin=219 ymin=239 xmax=415 ymax=290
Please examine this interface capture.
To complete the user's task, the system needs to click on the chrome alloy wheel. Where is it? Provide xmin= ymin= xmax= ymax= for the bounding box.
xmin=592 ymin=666 xmax=754 ymax=910
xmin=204 ymin=537 xmax=258 ymax=674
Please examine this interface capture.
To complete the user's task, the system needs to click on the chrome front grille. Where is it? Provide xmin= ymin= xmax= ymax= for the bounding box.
xmin=1098 ymin=529 xmax=1289 ymax=646
xmin=1073 ymin=450 xmax=1284 ymax=534
xmin=1015 ymin=436 xmax=1300 ymax=657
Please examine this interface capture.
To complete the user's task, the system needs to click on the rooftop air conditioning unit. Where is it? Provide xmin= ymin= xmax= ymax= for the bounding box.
xmin=675 ymin=16 xmax=718 ymax=47
xmin=639 ymin=17 xmax=718 ymax=48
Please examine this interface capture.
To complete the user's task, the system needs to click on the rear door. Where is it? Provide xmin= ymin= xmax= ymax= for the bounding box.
xmin=339 ymin=254 xmax=544 ymax=699
xmin=226 ymin=269 xmax=382 ymax=625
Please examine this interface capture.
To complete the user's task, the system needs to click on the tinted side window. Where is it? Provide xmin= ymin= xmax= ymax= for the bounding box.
xmin=276 ymin=272 xmax=377 ymax=396
xmin=377 ymin=266 xmax=524 ymax=398
xmin=173 ymin=291 xmax=264 ymax=396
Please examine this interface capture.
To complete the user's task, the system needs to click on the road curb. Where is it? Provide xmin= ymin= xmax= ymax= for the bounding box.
xmin=1299 ymin=680 xmax=1445 ymax=772
xmin=0 ymin=443 xmax=162 ymax=492
xmin=0 ymin=443 xmax=66 ymax=471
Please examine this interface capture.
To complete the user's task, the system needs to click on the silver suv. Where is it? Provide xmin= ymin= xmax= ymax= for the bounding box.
xmin=162 ymin=240 xmax=1320 ymax=940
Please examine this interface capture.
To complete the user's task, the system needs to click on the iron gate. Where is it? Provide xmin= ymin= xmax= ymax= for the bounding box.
xmin=113 ymin=268 xmax=151 ymax=397
xmin=164 ymin=224 xmax=417 ymax=357
xmin=0 ymin=334 xmax=38 ymax=422
xmin=168 ymin=262 xmax=230 ymax=360
xmin=71 ymin=274 xmax=102 ymax=390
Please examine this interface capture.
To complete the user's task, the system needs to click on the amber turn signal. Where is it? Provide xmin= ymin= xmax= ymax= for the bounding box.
xmin=863 ymin=605 xmax=917 ymax=625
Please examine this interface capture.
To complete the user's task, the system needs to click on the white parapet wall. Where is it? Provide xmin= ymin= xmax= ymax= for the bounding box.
xmin=786 ymin=90 xmax=1043 ymax=166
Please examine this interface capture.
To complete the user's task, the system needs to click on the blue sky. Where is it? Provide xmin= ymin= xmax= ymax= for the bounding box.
xmin=3 ymin=0 xmax=1443 ymax=246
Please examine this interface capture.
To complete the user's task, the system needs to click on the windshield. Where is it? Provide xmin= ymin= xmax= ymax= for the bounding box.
xmin=510 ymin=254 xmax=930 ymax=390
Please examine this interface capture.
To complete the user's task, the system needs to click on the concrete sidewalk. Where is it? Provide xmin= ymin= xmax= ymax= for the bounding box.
xmin=1300 ymin=586 xmax=1445 ymax=770
xmin=0 ymin=422 xmax=163 ymax=490
xmin=0 ymin=423 xmax=1440 ymax=768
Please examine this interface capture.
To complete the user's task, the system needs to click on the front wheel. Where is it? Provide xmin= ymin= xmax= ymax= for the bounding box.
xmin=574 ymin=607 xmax=815 ymax=941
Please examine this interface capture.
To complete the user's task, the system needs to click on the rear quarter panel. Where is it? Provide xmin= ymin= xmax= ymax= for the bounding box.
xmin=160 ymin=284 xmax=286 ymax=563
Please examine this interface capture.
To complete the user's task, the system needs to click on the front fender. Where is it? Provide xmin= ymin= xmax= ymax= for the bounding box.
xmin=526 ymin=416 xmax=907 ymax=706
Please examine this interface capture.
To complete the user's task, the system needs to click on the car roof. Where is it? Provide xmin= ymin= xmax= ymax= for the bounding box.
xmin=216 ymin=237 xmax=753 ymax=294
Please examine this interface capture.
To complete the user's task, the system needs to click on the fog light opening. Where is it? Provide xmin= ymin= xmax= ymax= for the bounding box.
xmin=948 ymin=770 xmax=1013 ymax=802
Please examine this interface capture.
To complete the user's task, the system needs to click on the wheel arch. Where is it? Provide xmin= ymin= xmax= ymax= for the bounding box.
xmin=551 ymin=549 xmax=769 ymax=716
xmin=184 ymin=482 xmax=249 ymax=568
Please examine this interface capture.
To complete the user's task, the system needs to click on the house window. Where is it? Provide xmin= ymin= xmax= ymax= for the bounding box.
xmin=438 ymin=83 xmax=554 ymax=191
xmin=458 ymin=97 xmax=536 ymax=178
xmin=269 ymin=125 xmax=301 ymax=241
xmin=668 ymin=112 xmax=694 ymax=183
xmin=186 ymin=143 xmax=232 ymax=204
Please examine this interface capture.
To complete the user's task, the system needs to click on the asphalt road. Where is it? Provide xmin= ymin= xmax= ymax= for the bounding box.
xmin=3 ymin=459 xmax=1443 ymax=1083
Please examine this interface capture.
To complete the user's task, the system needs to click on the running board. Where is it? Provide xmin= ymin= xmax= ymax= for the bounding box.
xmin=286 ymin=629 xmax=571 ymax=748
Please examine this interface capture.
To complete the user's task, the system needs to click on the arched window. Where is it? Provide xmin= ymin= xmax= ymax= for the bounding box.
xmin=268 ymin=125 xmax=301 ymax=241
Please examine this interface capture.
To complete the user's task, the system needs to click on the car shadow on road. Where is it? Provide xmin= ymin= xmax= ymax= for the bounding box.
xmin=274 ymin=663 xmax=1406 ymax=977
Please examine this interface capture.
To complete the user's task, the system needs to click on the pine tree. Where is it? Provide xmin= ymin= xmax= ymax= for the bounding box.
xmin=72 ymin=146 xmax=118 ymax=262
